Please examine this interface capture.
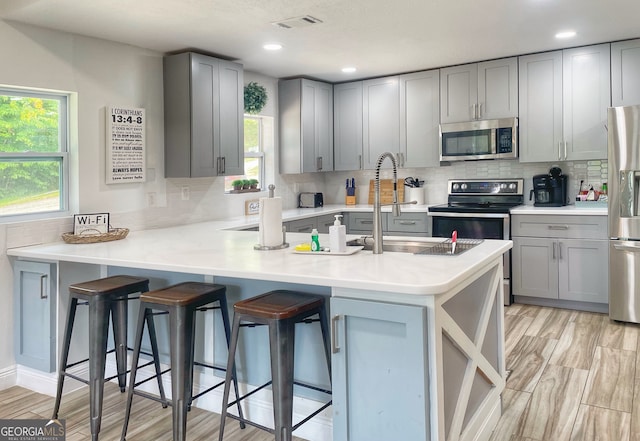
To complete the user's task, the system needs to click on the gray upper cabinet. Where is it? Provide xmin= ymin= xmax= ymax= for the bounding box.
xmin=333 ymin=81 xmax=363 ymax=171
xmin=399 ymin=70 xmax=440 ymax=168
xmin=519 ymin=44 xmax=610 ymax=162
xmin=440 ymin=58 xmax=518 ymax=123
xmin=164 ymin=52 xmax=244 ymax=177
xmin=612 ymin=39 xmax=640 ymax=107
xmin=362 ymin=76 xmax=400 ymax=169
xmin=279 ymin=78 xmax=334 ymax=173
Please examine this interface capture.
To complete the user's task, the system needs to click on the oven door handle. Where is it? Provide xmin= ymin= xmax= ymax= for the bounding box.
xmin=429 ymin=211 xmax=510 ymax=219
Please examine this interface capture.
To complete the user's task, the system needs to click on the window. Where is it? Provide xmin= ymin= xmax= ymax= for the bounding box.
xmin=0 ymin=88 xmax=69 ymax=218
xmin=225 ymin=116 xmax=265 ymax=192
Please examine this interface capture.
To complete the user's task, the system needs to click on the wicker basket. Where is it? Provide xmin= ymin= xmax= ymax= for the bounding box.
xmin=61 ymin=228 xmax=129 ymax=244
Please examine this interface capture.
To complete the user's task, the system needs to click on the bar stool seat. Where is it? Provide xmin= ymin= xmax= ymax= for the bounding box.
xmin=121 ymin=282 xmax=244 ymax=441
xmin=52 ymin=275 xmax=156 ymax=441
xmin=218 ymin=290 xmax=332 ymax=441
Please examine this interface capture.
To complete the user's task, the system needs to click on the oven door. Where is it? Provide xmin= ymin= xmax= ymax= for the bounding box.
xmin=431 ymin=212 xmax=512 ymax=305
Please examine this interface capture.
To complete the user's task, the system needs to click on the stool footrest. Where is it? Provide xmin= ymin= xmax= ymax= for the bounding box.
xmin=133 ymin=389 xmax=171 ymax=406
xmin=191 ymin=380 xmax=225 ymax=401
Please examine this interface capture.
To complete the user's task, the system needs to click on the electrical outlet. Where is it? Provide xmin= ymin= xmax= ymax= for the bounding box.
xmin=147 ymin=192 xmax=156 ymax=207
xmin=181 ymin=186 xmax=190 ymax=200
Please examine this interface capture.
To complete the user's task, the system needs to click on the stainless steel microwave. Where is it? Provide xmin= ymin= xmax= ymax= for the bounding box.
xmin=439 ymin=117 xmax=518 ymax=162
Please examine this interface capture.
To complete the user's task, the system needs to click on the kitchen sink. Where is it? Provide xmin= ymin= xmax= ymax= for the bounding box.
xmin=347 ymin=237 xmax=483 ymax=255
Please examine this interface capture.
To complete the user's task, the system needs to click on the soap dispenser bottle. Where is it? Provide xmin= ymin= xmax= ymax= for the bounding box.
xmin=329 ymin=214 xmax=347 ymax=253
xmin=311 ymin=228 xmax=320 ymax=252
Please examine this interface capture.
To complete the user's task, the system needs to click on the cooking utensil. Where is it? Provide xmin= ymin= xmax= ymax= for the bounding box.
xmin=404 ymin=177 xmax=418 ymax=187
xmin=451 ymin=230 xmax=457 ymax=254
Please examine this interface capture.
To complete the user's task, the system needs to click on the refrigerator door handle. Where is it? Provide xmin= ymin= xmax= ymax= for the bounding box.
xmin=613 ymin=242 xmax=640 ymax=252
xmin=619 ymin=170 xmax=640 ymax=218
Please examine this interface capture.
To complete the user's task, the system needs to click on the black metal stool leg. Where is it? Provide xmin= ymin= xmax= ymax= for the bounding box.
xmin=110 ymin=298 xmax=128 ymax=392
xmin=52 ymin=297 xmax=78 ymax=419
xmin=169 ymin=305 xmax=194 ymax=441
xmin=218 ymin=313 xmax=243 ymax=441
xmin=218 ymin=295 xmax=246 ymax=428
xmin=269 ymin=319 xmax=296 ymax=441
xmin=121 ymin=305 xmax=148 ymax=441
xmin=88 ymin=296 xmax=111 ymax=441
xmin=145 ymin=310 xmax=167 ymax=407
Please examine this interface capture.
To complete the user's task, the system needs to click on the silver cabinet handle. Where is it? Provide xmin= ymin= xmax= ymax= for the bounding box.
xmin=331 ymin=314 xmax=343 ymax=354
xmin=316 ymin=156 xmax=323 ymax=171
xmin=558 ymin=142 xmax=562 ymax=160
xmin=40 ymin=274 xmax=48 ymax=299
xmin=478 ymin=103 xmax=483 ymax=119
xmin=217 ymin=157 xmax=226 ymax=174
xmin=552 ymin=242 xmax=556 ymax=260
xmin=564 ymin=141 xmax=567 ymax=160
xmin=359 ymin=154 xmax=363 ymax=170
xmin=558 ymin=242 xmax=563 ymax=260
xmin=548 ymin=225 xmax=569 ymax=230
xmin=359 ymin=220 xmax=373 ymax=225
xmin=399 ymin=220 xmax=417 ymax=225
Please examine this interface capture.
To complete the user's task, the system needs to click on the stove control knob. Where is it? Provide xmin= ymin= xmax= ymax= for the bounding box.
xmin=460 ymin=183 xmax=468 ymax=190
xmin=509 ymin=183 xmax=517 ymax=190
xmin=452 ymin=183 xmax=460 ymax=190
xmin=500 ymin=183 xmax=507 ymax=189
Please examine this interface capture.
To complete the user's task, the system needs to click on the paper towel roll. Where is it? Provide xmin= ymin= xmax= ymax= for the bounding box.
xmin=259 ymin=197 xmax=283 ymax=247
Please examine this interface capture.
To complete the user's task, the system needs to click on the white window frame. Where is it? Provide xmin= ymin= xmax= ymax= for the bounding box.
xmin=0 ymin=87 xmax=70 ymax=221
xmin=244 ymin=115 xmax=265 ymax=186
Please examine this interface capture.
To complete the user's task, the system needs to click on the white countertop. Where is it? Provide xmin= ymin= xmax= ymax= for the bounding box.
xmin=510 ymin=204 xmax=608 ymax=216
xmin=7 ymin=220 xmax=510 ymax=301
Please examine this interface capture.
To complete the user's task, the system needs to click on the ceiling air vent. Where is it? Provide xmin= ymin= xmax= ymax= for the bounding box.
xmin=272 ymin=15 xmax=323 ymax=29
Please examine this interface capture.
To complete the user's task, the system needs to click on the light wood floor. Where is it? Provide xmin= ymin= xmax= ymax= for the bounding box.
xmin=490 ymin=303 xmax=640 ymax=441
xmin=1 ymin=304 xmax=637 ymax=441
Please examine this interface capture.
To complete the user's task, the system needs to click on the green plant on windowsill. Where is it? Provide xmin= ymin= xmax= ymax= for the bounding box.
xmin=231 ymin=179 xmax=244 ymax=191
xmin=249 ymin=179 xmax=259 ymax=189
xmin=242 ymin=179 xmax=251 ymax=189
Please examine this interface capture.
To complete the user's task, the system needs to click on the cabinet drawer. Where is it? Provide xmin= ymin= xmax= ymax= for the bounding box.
xmin=284 ymin=218 xmax=316 ymax=234
xmin=386 ymin=212 xmax=429 ymax=234
xmin=511 ymin=214 xmax=607 ymax=239
xmin=346 ymin=212 xmax=377 ymax=233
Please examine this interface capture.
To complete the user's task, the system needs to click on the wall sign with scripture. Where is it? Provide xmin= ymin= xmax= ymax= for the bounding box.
xmin=74 ymin=213 xmax=110 ymax=235
xmin=106 ymin=106 xmax=146 ymax=184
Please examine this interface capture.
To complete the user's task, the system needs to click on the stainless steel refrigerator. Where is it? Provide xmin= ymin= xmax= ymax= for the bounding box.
xmin=609 ymin=104 xmax=640 ymax=323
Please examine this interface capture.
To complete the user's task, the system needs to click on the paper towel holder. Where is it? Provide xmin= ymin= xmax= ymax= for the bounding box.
xmin=254 ymin=225 xmax=289 ymax=251
xmin=254 ymin=184 xmax=289 ymax=250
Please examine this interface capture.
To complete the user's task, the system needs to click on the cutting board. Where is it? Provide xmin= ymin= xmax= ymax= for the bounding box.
xmin=368 ymin=179 xmax=405 ymax=204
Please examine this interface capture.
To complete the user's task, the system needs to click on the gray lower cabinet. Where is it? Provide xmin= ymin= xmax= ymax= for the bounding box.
xmin=284 ymin=213 xmax=341 ymax=235
xmin=345 ymin=211 xmax=430 ymax=236
xmin=611 ymin=38 xmax=640 ymax=107
xmin=164 ymin=52 xmax=244 ymax=177
xmin=512 ymin=214 xmax=608 ymax=304
xmin=331 ymin=297 xmax=429 ymax=440
xmin=13 ymin=260 xmax=57 ymax=372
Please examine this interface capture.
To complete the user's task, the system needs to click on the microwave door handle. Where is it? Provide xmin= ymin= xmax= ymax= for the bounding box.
xmin=491 ymin=129 xmax=497 ymax=154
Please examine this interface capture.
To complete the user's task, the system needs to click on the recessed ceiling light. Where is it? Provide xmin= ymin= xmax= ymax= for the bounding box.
xmin=263 ymin=43 xmax=282 ymax=51
xmin=342 ymin=67 xmax=356 ymax=73
xmin=555 ymin=31 xmax=576 ymax=39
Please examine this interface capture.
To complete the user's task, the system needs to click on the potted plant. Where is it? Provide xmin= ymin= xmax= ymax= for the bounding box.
xmin=231 ymin=179 xmax=244 ymax=191
xmin=249 ymin=179 xmax=259 ymax=190
xmin=242 ymin=179 xmax=251 ymax=189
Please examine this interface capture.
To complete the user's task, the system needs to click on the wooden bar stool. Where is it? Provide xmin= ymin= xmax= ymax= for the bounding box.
xmin=121 ymin=282 xmax=244 ymax=441
xmin=218 ymin=290 xmax=332 ymax=441
xmin=52 ymin=275 xmax=161 ymax=441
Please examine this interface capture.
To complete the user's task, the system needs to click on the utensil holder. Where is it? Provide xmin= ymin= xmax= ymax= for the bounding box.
xmin=404 ymin=187 xmax=425 ymax=205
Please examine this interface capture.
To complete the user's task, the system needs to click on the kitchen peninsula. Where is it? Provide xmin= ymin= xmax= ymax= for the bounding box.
xmin=8 ymin=222 xmax=510 ymax=441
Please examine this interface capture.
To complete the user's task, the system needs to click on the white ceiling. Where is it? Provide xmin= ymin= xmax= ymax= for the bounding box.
xmin=1 ymin=0 xmax=639 ymax=83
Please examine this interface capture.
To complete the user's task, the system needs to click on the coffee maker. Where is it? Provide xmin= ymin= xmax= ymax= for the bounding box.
xmin=530 ymin=166 xmax=569 ymax=206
